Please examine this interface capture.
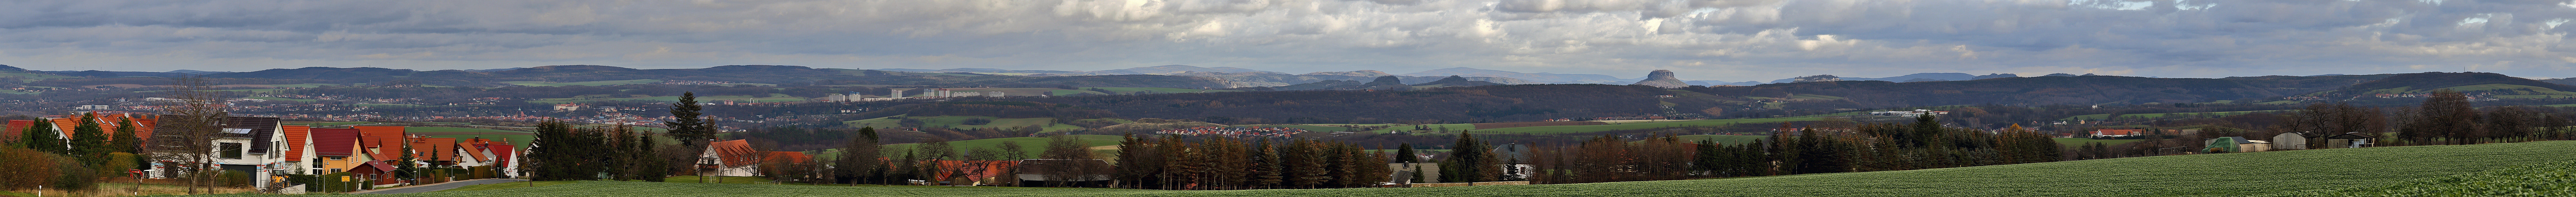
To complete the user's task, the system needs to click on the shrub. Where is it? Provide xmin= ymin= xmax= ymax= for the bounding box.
xmin=220 ymin=170 xmax=252 ymax=188
xmin=49 ymin=154 xmax=96 ymax=191
xmin=0 ymin=147 xmax=58 ymax=190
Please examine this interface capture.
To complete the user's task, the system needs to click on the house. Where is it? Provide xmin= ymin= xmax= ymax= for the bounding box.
xmin=2092 ymin=129 xmax=2145 ymax=138
xmin=2272 ymin=132 xmax=2310 ymax=150
xmin=1014 ymin=159 xmax=1111 ymax=187
xmin=308 ymin=128 xmax=368 ymax=175
xmin=347 ymin=160 xmax=404 ymax=187
xmin=1492 ymin=143 xmax=1537 ymax=179
xmin=145 ymin=115 xmax=284 ymax=188
xmin=699 ymin=139 xmax=763 ymax=177
xmin=931 ymin=160 xmax=1019 ymax=186
xmin=2324 ymin=132 xmax=2376 ymax=149
xmin=353 ymin=126 xmax=409 ymax=162
xmin=281 ymin=125 xmax=314 ymax=175
xmin=408 ymin=138 xmax=461 ymax=167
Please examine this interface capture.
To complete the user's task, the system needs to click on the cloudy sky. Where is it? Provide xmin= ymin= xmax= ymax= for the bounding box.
xmin=3 ymin=0 xmax=2574 ymax=81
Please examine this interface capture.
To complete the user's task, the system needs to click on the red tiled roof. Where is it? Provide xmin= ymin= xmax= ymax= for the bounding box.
xmin=932 ymin=160 xmax=1021 ymax=183
xmin=310 ymin=128 xmax=361 ymax=156
xmin=487 ymin=144 xmax=515 ymax=167
xmin=282 ymin=125 xmax=310 ymax=159
xmin=764 ymin=151 xmax=812 ymax=165
xmin=4 ymin=120 xmax=30 ymax=142
xmin=410 ymin=138 xmax=458 ymax=161
xmin=460 ymin=142 xmax=490 ymax=163
xmin=354 ymin=126 xmax=407 ymax=160
xmin=710 ymin=139 xmax=761 ymax=167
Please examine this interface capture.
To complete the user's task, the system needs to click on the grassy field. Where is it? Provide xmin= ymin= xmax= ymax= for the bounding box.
xmin=1079 ymin=87 xmax=1242 ymax=95
xmin=2061 ymin=110 xmax=2294 ymax=121
xmin=843 ymin=116 xmax=1087 ymax=133
xmin=2050 ymin=138 xmax=2145 ymax=148
xmin=1463 ymin=117 xmax=1824 ymax=135
xmin=818 ymin=135 xmax=1127 ymax=160
xmin=1662 ymin=135 xmax=1768 ymax=145
xmin=198 ymin=141 xmax=2576 ymax=197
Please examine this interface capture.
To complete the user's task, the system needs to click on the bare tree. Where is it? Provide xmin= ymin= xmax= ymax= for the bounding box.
xmin=149 ymin=76 xmax=227 ymax=194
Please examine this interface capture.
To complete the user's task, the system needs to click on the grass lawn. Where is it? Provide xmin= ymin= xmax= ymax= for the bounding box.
xmin=845 ymin=116 xmax=1086 ymax=133
xmin=1466 ymin=117 xmax=1823 ymax=135
xmin=193 ymin=140 xmax=2576 ymax=197
xmin=2051 ymin=138 xmax=2145 ymax=148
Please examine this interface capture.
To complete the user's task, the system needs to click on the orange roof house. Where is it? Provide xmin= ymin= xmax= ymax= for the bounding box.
xmin=353 ymin=126 xmax=408 ymax=160
xmin=702 ymin=139 xmax=765 ymax=177
xmin=410 ymin=138 xmax=459 ymax=163
xmin=2093 ymin=129 xmax=2145 ymax=136
xmin=932 ymin=160 xmax=1022 ymax=186
xmin=282 ymin=125 xmax=311 ymax=160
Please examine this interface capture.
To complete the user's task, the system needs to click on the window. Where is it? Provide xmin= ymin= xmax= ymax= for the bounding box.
xmin=218 ymin=143 xmax=243 ymax=159
xmin=331 ymin=169 xmax=342 ymax=173
xmin=312 ymin=169 xmax=323 ymax=175
xmin=329 ymin=156 xmax=345 ymax=160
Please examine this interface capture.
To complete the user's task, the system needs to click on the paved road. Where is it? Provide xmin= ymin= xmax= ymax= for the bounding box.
xmin=357 ymin=179 xmax=527 ymax=194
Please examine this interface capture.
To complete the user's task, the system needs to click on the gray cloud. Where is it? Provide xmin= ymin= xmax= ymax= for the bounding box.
xmin=0 ymin=0 xmax=2570 ymax=80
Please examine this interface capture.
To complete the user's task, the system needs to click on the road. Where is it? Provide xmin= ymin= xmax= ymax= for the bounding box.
xmin=356 ymin=178 xmax=527 ymax=194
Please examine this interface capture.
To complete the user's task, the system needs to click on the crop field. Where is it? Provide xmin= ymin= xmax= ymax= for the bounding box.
xmin=2266 ymin=160 xmax=2576 ymax=196
xmin=1465 ymin=117 xmax=1823 ymax=135
xmin=817 ymin=135 xmax=1127 ymax=160
xmin=2061 ymin=110 xmax=2294 ymax=121
xmin=1360 ymin=123 xmax=1476 ymax=134
xmin=1253 ymin=125 xmax=1364 ymax=132
xmin=1661 ymin=135 xmax=1768 ymax=145
xmin=1469 ymin=121 xmax=1607 ymax=129
xmin=501 ymin=79 xmax=665 ymax=87
xmin=2050 ymin=138 xmax=2144 ymax=147
xmin=843 ymin=116 xmax=1086 ymax=133
xmin=194 ymin=141 xmax=2576 ymax=196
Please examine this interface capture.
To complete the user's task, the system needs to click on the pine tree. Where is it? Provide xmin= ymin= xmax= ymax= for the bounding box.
xmin=1393 ymin=143 xmax=1417 ymax=163
xmin=665 ymin=92 xmax=715 ymax=148
xmin=21 ymin=119 xmax=62 ymax=154
xmin=111 ymin=118 xmax=142 ymax=154
xmin=632 ymin=126 xmax=668 ymax=182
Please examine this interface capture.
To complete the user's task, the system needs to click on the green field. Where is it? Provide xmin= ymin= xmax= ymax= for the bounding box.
xmin=215 ymin=141 xmax=2576 ymax=197
xmin=1078 ymin=87 xmax=1242 ymax=95
xmin=1361 ymin=124 xmax=1476 ymax=134
xmin=821 ymin=135 xmax=1127 ymax=160
xmin=242 ymin=96 xmax=319 ymax=102
xmin=2062 ymin=110 xmax=2293 ymax=121
xmin=2050 ymin=138 xmax=2144 ymax=148
xmin=843 ymin=116 xmax=1087 ymax=133
xmin=410 ymin=126 xmax=538 ymax=148
xmin=501 ymin=79 xmax=665 ymax=87
xmin=1463 ymin=117 xmax=1824 ymax=135
xmin=1662 ymin=135 xmax=1768 ymax=145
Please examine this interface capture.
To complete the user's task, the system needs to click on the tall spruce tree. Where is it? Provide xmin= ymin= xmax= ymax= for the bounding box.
xmin=22 ymin=119 xmax=63 ymax=154
xmin=1393 ymin=143 xmax=1417 ymax=163
xmin=631 ymin=126 xmax=668 ymax=182
xmin=1442 ymin=131 xmax=1498 ymax=183
xmin=665 ymin=92 xmax=714 ymax=148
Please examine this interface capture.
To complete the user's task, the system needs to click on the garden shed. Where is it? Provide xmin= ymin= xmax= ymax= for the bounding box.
xmin=2271 ymin=132 xmax=2309 ymax=150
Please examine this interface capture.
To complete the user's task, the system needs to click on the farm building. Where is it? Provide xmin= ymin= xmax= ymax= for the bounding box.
xmin=2202 ymin=137 xmax=2271 ymax=153
xmin=2324 ymin=132 xmax=2376 ymax=149
xmin=2272 ymin=132 xmax=2310 ymax=150
xmin=932 ymin=160 xmax=1020 ymax=186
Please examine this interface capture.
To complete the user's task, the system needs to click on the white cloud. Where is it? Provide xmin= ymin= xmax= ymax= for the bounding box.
xmin=0 ymin=0 xmax=2570 ymax=80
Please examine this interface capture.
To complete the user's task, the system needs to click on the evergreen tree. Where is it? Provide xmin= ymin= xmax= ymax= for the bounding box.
xmin=631 ymin=126 xmax=668 ymax=182
xmin=1392 ymin=143 xmax=1417 ymax=163
xmin=1246 ymin=139 xmax=1283 ymax=188
xmin=21 ymin=120 xmax=62 ymax=153
xmin=1441 ymin=131 xmax=1499 ymax=183
xmin=111 ymin=118 xmax=141 ymax=154
xmin=665 ymin=92 xmax=715 ymax=148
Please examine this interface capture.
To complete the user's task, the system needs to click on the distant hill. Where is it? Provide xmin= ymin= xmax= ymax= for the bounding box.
xmin=62 ymin=65 xmax=1239 ymax=89
xmin=2543 ymin=78 xmax=2576 ymax=86
xmin=1767 ymin=72 xmax=1981 ymax=84
xmin=2314 ymin=72 xmax=2576 ymax=98
xmin=1401 ymin=67 xmax=1633 ymax=84
xmin=1091 ymin=65 xmax=1273 ymax=75
xmin=1687 ymin=74 xmax=2408 ymax=109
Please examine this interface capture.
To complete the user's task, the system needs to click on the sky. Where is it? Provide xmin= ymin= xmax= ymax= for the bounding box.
xmin=2 ymin=0 xmax=2574 ymax=81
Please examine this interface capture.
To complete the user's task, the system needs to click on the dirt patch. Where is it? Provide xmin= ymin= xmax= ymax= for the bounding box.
xmin=1470 ymin=121 xmax=1608 ymax=129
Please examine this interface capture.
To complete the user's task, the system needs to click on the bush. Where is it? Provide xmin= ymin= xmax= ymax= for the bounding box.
xmin=309 ymin=171 xmax=358 ymax=193
xmin=220 ymin=170 xmax=252 ymax=188
xmin=0 ymin=147 xmax=58 ymax=190
xmin=50 ymin=154 xmax=97 ymax=191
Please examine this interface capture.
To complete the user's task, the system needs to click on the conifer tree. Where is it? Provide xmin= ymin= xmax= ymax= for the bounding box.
xmin=1393 ymin=143 xmax=1417 ymax=163
xmin=21 ymin=120 xmax=62 ymax=153
xmin=837 ymin=127 xmax=881 ymax=185
xmin=665 ymin=92 xmax=715 ymax=148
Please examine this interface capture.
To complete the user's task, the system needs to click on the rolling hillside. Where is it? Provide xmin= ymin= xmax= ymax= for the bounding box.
xmin=277 ymin=141 xmax=2576 ymax=197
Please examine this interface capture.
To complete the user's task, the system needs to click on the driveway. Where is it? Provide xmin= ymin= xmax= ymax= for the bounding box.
xmin=354 ymin=178 xmax=527 ymax=194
